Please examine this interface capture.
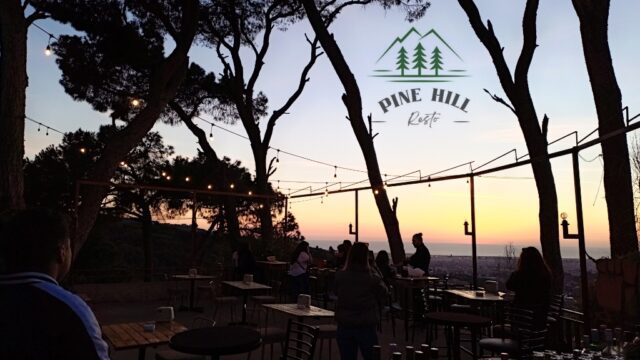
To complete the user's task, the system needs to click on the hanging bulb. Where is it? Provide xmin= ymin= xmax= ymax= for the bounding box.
xmin=209 ymin=124 xmax=214 ymax=138
xmin=374 ymin=189 xmax=380 ymax=195
xmin=44 ymin=35 xmax=53 ymax=56
xmin=248 ymin=191 xmax=253 ymax=196
xmin=428 ymin=183 xmax=431 ymax=187
xmin=37 ymin=125 xmax=41 ymax=132
xmin=207 ymin=184 xmax=212 ymax=190
xmin=161 ymin=171 xmax=167 ymax=177
xmin=321 ymin=197 xmax=324 ymax=204
xmin=185 ymin=176 xmax=190 ymax=182
xmin=45 ymin=128 xmax=49 ymax=136
xmin=230 ymin=183 xmax=235 ymax=189
xmin=333 ymin=165 xmax=337 ymax=178
xmin=131 ymin=99 xmax=140 ymax=107
xmin=276 ymin=149 xmax=280 ymax=163
xmin=166 ymin=175 xmax=172 ymax=180
xmin=80 ymin=148 xmax=86 ymax=154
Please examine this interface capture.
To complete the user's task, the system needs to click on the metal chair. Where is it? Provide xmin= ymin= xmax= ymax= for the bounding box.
xmin=209 ymin=279 xmax=240 ymax=323
xmin=479 ymin=305 xmax=548 ymax=357
xmin=280 ymin=319 xmax=320 ymax=360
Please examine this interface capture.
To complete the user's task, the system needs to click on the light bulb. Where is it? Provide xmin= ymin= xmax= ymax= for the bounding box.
xmin=79 ymin=148 xmax=86 ymax=154
xmin=131 ymin=99 xmax=140 ymax=107
xmin=207 ymin=184 xmax=212 ymax=190
xmin=185 ymin=177 xmax=190 ymax=182
xmin=560 ymin=212 xmax=568 ymax=220
xmin=230 ymin=183 xmax=235 ymax=189
xmin=44 ymin=45 xmax=52 ymax=56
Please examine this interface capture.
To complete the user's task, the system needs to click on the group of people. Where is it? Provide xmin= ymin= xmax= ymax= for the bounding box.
xmin=0 ymin=208 xmax=554 ymax=360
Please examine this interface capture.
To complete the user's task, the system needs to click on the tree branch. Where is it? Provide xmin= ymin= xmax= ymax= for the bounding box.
xmin=457 ymin=0 xmax=516 ymax=97
xmin=169 ymin=101 xmax=220 ymax=162
xmin=483 ymin=88 xmax=516 ymax=114
xmin=263 ymin=35 xmax=322 ymax=147
xmin=514 ymin=0 xmax=540 ymax=87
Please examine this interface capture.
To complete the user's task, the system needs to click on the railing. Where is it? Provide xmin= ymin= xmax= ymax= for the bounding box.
xmin=557 ymin=308 xmax=585 ymax=351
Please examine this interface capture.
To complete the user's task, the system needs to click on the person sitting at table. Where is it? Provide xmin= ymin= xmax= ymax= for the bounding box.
xmin=288 ymin=240 xmax=312 ymax=300
xmin=0 ymin=208 xmax=110 ymax=360
xmin=233 ymin=242 xmax=256 ymax=279
xmin=408 ymin=232 xmax=431 ymax=276
xmin=334 ymin=242 xmax=388 ymax=360
xmin=375 ymin=250 xmax=395 ymax=285
xmin=506 ymin=246 xmax=552 ymax=329
xmin=335 ymin=239 xmax=352 ymax=269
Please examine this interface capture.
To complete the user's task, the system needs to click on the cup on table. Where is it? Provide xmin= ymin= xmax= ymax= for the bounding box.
xmin=188 ymin=268 xmax=198 ymax=277
xmin=155 ymin=306 xmax=175 ymax=322
xmin=297 ymin=294 xmax=311 ymax=309
xmin=243 ymin=274 xmax=254 ymax=284
xmin=143 ymin=322 xmax=156 ymax=332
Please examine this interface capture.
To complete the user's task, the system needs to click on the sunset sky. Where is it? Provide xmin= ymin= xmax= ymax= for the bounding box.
xmin=23 ymin=1 xmax=640 ymax=256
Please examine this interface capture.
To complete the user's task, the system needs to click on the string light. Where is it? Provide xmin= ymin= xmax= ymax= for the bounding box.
xmin=276 ymin=149 xmax=280 ymax=163
xmin=79 ymin=148 xmax=86 ymax=154
xmin=44 ymin=35 xmax=53 ymax=56
xmin=229 ymin=183 xmax=235 ymax=189
xmin=374 ymin=189 xmax=379 ymax=195
xmin=333 ymin=165 xmax=337 ymax=178
xmin=120 ymin=161 xmax=127 ymax=167
xmin=248 ymin=191 xmax=252 ymax=195
xmin=166 ymin=175 xmax=171 ymax=180
xmin=161 ymin=171 xmax=167 ymax=177
xmin=131 ymin=99 xmax=140 ymax=107
xmin=185 ymin=176 xmax=190 ymax=182
xmin=207 ymin=184 xmax=212 ymax=190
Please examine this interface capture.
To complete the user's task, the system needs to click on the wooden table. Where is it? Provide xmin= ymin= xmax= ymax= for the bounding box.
xmin=223 ymin=281 xmax=271 ymax=324
xmin=102 ymin=321 xmax=187 ymax=360
xmin=169 ymin=326 xmax=262 ymax=360
xmin=393 ymin=276 xmax=440 ymax=341
xmin=172 ymin=275 xmax=216 ymax=311
xmin=262 ymin=303 xmax=334 ymax=323
xmin=445 ymin=289 xmax=506 ymax=302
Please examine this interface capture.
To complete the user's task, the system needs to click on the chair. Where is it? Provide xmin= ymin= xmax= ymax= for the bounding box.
xmin=479 ymin=305 xmax=548 ymax=357
xmin=209 ymin=280 xmax=240 ymax=323
xmin=155 ymin=317 xmax=216 ymax=360
xmin=316 ymin=324 xmax=337 ymax=360
xmin=164 ymin=274 xmax=188 ymax=309
xmin=280 ymin=319 xmax=320 ymax=360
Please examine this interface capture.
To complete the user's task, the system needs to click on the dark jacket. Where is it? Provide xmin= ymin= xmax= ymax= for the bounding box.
xmin=506 ymin=270 xmax=551 ymax=329
xmin=409 ymin=243 xmax=431 ymax=274
xmin=0 ymin=272 xmax=110 ymax=359
xmin=334 ymin=267 xmax=388 ymax=327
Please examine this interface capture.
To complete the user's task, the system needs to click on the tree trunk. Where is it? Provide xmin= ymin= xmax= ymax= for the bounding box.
xmin=458 ymin=0 xmax=564 ymax=291
xmin=301 ymin=0 xmax=405 ymax=263
xmin=73 ymin=2 xmax=199 ymax=258
xmin=252 ymin=142 xmax=274 ymax=249
xmin=0 ymin=0 xmax=27 ymax=211
xmin=572 ymin=0 xmax=638 ymax=257
xmin=141 ymin=205 xmax=153 ymax=282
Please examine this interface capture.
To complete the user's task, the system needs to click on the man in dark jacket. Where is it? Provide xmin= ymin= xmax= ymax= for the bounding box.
xmin=409 ymin=232 xmax=431 ymax=275
xmin=0 ymin=209 xmax=110 ymax=360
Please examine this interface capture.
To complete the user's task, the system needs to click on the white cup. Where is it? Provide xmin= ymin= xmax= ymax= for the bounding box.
xmin=243 ymin=274 xmax=254 ymax=284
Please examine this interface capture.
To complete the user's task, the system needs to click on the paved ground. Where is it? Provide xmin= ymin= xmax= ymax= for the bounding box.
xmin=93 ymin=298 xmax=468 ymax=360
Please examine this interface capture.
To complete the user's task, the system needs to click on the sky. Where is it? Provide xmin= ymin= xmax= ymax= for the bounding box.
xmin=23 ymin=1 xmax=640 ymax=256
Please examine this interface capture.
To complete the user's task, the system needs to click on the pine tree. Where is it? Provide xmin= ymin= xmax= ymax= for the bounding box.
xmin=430 ymin=46 xmax=444 ymax=76
xmin=396 ymin=46 xmax=409 ymax=76
xmin=412 ymin=42 xmax=428 ymax=76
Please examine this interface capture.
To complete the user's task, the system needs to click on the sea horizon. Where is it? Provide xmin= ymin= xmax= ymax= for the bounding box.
xmin=309 ymin=239 xmax=611 ymax=259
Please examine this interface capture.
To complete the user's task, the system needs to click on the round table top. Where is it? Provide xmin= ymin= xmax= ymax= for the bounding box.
xmin=169 ymin=326 xmax=262 ymax=356
xmin=424 ymin=311 xmax=492 ymax=327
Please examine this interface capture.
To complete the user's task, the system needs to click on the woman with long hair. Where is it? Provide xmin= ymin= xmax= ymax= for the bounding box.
xmin=334 ymin=242 xmax=388 ymax=360
xmin=288 ymin=241 xmax=311 ymax=300
xmin=374 ymin=250 xmax=394 ymax=284
xmin=506 ymin=246 xmax=552 ymax=328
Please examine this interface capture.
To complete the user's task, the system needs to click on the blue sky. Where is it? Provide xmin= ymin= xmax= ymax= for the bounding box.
xmin=23 ymin=1 xmax=640 ymax=254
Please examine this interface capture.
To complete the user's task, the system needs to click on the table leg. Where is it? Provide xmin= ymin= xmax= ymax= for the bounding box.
xmin=470 ymin=327 xmax=478 ymax=360
xmin=242 ymin=292 xmax=248 ymax=324
xmin=138 ymin=347 xmax=146 ymax=360
xmin=189 ymin=279 xmax=196 ymax=311
xmin=404 ymin=287 xmax=410 ymax=342
xmin=453 ymin=325 xmax=461 ymax=360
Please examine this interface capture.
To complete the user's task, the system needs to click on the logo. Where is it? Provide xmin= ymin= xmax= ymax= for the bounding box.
xmin=372 ymin=27 xmax=468 ymax=83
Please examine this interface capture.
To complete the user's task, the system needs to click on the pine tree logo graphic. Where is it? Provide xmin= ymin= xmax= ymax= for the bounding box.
xmin=373 ymin=27 xmax=468 ymax=83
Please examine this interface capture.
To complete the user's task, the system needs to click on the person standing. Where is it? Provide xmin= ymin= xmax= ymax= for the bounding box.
xmin=288 ymin=241 xmax=312 ymax=300
xmin=334 ymin=243 xmax=388 ymax=360
xmin=0 ymin=209 xmax=110 ymax=359
xmin=408 ymin=232 xmax=431 ymax=276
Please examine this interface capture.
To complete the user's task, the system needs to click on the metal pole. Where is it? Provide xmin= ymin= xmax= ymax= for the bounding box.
xmin=355 ymin=190 xmax=359 ymax=243
xmin=191 ymin=192 xmax=197 ymax=266
xmin=572 ymin=151 xmax=591 ymax=333
xmin=470 ymin=176 xmax=478 ymax=290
